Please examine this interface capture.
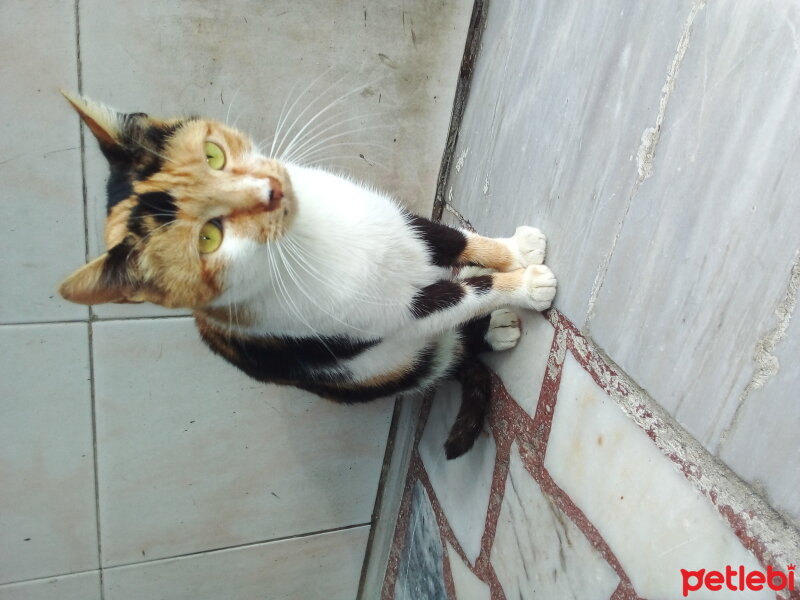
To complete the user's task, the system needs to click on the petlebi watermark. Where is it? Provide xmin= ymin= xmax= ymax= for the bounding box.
xmin=681 ymin=564 xmax=795 ymax=596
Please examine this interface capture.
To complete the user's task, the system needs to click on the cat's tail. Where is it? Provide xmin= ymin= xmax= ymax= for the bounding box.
xmin=444 ymin=356 xmax=492 ymax=459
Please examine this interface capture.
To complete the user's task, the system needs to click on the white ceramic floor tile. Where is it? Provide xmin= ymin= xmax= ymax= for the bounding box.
xmin=481 ymin=310 xmax=554 ymax=416
xmin=446 ymin=544 xmax=490 ymax=600
xmin=491 ymin=444 xmax=618 ymax=600
xmin=0 ymin=572 xmax=100 ymax=600
xmin=103 ymin=526 xmax=368 ymax=600
xmin=0 ymin=0 xmax=87 ymax=323
xmin=395 ymin=482 xmax=447 ymax=600
xmin=419 ymin=381 xmax=496 ymax=563
xmin=77 ymin=0 xmax=471 ymax=319
xmin=0 ymin=324 xmax=97 ymax=584
xmin=590 ymin=0 xmax=800 ymax=452
xmin=545 ymin=353 xmax=771 ymax=600
xmin=443 ymin=0 xmax=693 ymax=322
xmin=92 ymin=317 xmax=393 ymax=566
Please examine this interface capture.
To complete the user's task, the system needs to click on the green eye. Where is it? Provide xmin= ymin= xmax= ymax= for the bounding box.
xmin=199 ymin=220 xmax=223 ymax=254
xmin=204 ymin=141 xmax=225 ymax=170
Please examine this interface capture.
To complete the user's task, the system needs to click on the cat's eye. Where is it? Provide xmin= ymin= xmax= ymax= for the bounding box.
xmin=204 ymin=141 xmax=226 ymax=170
xmin=198 ymin=220 xmax=223 ymax=254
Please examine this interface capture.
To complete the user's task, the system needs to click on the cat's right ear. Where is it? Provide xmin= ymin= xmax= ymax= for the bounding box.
xmin=58 ymin=240 xmax=141 ymax=305
xmin=61 ymin=91 xmax=130 ymax=161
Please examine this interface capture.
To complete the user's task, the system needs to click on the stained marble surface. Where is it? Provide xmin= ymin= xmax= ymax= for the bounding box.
xmin=0 ymin=0 xmax=87 ymax=323
xmin=394 ymin=482 xmax=447 ymax=600
xmin=445 ymin=543 xmax=490 ymax=600
xmin=78 ymin=0 xmax=472 ymax=320
xmin=419 ymin=380 xmax=497 ymax=564
xmin=491 ymin=444 xmax=619 ymax=600
xmin=0 ymin=324 xmax=97 ymax=584
xmin=719 ymin=272 xmax=800 ymax=526
xmin=481 ymin=310 xmax=554 ymax=417
xmin=443 ymin=0 xmax=693 ymax=323
xmin=0 ymin=572 xmax=101 ymax=600
xmin=103 ymin=527 xmax=368 ymax=600
xmin=546 ymin=353 xmax=771 ymax=600
xmin=590 ymin=0 xmax=800 ymax=477
xmin=92 ymin=317 xmax=392 ymax=566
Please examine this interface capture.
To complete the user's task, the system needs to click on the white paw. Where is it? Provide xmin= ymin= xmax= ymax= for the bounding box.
xmin=484 ymin=308 xmax=521 ymax=351
xmin=511 ymin=226 xmax=546 ymax=267
xmin=522 ymin=264 xmax=557 ymax=311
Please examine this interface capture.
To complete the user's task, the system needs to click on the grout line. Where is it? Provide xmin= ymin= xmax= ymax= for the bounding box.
xmin=0 ymin=567 xmax=101 ymax=588
xmin=72 ymin=2 xmax=105 ymax=598
xmin=102 ymin=523 xmax=372 ymax=572
xmin=0 ymin=319 xmax=89 ymax=328
xmin=0 ymin=523 xmax=371 ymax=588
xmin=0 ymin=314 xmax=195 ymax=328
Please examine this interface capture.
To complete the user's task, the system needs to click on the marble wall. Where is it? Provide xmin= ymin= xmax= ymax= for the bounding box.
xmin=441 ymin=0 xmax=800 ymax=530
xmin=380 ymin=0 xmax=800 ymax=598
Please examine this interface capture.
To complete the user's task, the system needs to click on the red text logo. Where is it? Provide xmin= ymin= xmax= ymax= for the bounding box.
xmin=681 ymin=565 xmax=795 ymax=596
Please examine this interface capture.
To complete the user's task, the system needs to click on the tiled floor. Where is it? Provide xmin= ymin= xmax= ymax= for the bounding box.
xmin=382 ymin=310 xmax=797 ymax=599
xmin=0 ymin=0 xmax=472 ymax=597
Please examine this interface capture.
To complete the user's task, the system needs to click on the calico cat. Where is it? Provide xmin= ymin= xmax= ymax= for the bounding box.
xmin=58 ymin=93 xmax=557 ymax=459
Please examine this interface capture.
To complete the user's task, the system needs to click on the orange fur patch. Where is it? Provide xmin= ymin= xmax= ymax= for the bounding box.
xmin=492 ymin=269 xmax=524 ymax=293
xmin=460 ymin=235 xmax=516 ymax=271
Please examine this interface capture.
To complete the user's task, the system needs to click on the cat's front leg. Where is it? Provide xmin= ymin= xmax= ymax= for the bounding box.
xmin=408 ymin=215 xmax=547 ymax=272
xmin=406 ymin=264 xmax=557 ymax=337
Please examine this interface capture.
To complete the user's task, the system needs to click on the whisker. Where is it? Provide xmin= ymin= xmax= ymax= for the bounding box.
xmin=272 ymin=67 xmax=340 ymax=158
xmin=286 ymin=129 xmax=391 ymax=165
xmin=278 ymin=75 xmax=386 ymax=162
xmin=283 ymin=121 xmax=391 ymax=163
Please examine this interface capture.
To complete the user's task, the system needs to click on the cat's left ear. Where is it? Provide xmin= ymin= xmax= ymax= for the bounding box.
xmin=61 ymin=91 xmax=160 ymax=165
xmin=58 ymin=240 xmax=142 ymax=305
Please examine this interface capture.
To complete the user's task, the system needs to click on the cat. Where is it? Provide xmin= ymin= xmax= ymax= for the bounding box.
xmin=58 ymin=92 xmax=557 ymax=459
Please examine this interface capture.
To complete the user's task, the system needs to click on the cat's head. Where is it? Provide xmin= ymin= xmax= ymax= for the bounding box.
xmin=58 ymin=93 xmax=294 ymax=308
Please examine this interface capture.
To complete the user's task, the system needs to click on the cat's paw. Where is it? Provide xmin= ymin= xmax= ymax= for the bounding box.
xmin=522 ymin=264 xmax=557 ymax=311
xmin=485 ymin=308 xmax=521 ymax=351
xmin=510 ymin=226 xmax=546 ymax=267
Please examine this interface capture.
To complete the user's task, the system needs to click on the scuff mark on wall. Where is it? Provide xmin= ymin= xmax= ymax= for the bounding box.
xmin=718 ymin=251 xmax=800 ymax=448
xmin=636 ymin=0 xmax=707 ymax=182
xmin=454 ymin=147 xmax=469 ymax=173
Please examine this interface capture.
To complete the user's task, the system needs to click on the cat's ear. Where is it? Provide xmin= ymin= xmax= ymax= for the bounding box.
xmin=61 ymin=91 xmax=155 ymax=164
xmin=58 ymin=240 xmax=141 ymax=305
xmin=61 ymin=91 xmax=130 ymax=157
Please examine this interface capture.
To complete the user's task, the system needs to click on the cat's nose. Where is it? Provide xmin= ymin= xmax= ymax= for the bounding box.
xmin=266 ymin=177 xmax=283 ymax=205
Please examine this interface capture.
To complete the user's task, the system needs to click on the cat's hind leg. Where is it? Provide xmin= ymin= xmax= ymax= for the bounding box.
xmin=459 ymin=309 xmax=521 ymax=354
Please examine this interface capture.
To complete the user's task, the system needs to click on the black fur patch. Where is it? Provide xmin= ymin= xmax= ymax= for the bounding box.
xmin=463 ymin=275 xmax=493 ymax=295
xmin=407 ymin=214 xmax=467 ymax=267
xmin=410 ymin=280 xmax=465 ymax=319
xmin=200 ymin=331 xmax=379 ymax=383
xmin=136 ymin=191 xmax=178 ymax=223
xmin=101 ymin=239 xmax=134 ymax=288
xmin=445 ymin=357 xmax=493 ymax=459
xmin=106 ymin=163 xmax=135 ymax=212
xmin=103 ymin=119 xmax=182 ymax=211
xmin=302 ymin=345 xmax=437 ymax=403
xmin=458 ymin=315 xmax=493 ymax=355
